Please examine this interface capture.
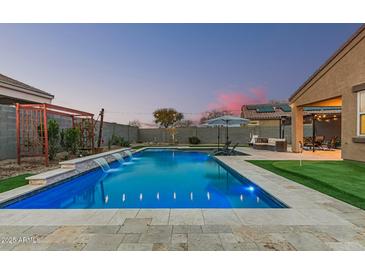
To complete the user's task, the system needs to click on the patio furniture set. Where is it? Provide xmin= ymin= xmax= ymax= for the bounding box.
xmin=303 ymin=136 xmax=339 ymax=151
xmin=249 ymin=135 xmax=288 ymax=152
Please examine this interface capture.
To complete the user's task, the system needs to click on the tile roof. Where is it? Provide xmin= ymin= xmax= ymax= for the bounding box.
xmin=241 ymin=103 xmax=341 ymax=120
xmin=0 ymin=73 xmax=54 ymax=98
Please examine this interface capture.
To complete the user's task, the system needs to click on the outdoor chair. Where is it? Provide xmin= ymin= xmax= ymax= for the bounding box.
xmin=213 ymin=141 xmax=232 ymax=156
xmin=323 ymin=136 xmax=338 ymax=150
xmin=303 ymin=136 xmax=313 ymax=150
xmin=227 ymin=143 xmax=240 ymax=155
xmin=248 ymin=135 xmax=259 ymax=146
xmin=314 ymin=135 xmax=325 ymax=149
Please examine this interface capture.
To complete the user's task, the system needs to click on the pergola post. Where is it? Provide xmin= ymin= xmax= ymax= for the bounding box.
xmin=43 ymin=104 xmax=49 ymax=166
xmin=16 ymin=103 xmax=95 ymax=166
xmin=291 ymin=104 xmax=303 ymax=153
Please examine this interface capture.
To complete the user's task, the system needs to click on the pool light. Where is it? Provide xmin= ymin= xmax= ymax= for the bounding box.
xmin=247 ymin=186 xmax=255 ymax=192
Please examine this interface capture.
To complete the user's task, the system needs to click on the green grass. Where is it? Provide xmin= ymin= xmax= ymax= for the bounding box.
xmin=248 ymin=160 xmax=365 ymax=210
xmin=0 ymin=174 xmax=32 ymax=193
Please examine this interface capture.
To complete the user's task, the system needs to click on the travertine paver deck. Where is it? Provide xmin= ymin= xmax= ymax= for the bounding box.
xmin=236 ymin=146 xmax=341 ymax=160
xmin=1 ymin=148 xmax=364 ymax=250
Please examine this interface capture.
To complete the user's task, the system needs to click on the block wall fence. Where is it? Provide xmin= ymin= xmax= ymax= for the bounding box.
xmin=1 ymin=105 xmax=339 ymax=160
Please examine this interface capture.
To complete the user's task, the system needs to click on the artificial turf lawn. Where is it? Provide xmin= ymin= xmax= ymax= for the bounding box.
xmin=247 ymin=160 xmax=365 ymax=210
xmin=0 ymin=174 xmax=32 ymax=193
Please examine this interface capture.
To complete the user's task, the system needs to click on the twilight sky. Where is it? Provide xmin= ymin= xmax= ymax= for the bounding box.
xmin=0 ymin=24 xmax=361 ymax=126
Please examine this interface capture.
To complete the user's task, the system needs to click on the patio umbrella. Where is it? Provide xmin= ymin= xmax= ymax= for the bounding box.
xmin=206 ymin=115 xmax=250 ymax=148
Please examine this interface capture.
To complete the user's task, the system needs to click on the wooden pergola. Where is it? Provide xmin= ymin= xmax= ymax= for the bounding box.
xmin=16 ymin=103 xmax=94 ymax=166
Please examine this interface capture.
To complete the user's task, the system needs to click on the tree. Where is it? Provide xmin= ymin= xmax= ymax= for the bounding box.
xmin=200 ymin=109 xmax=233 ymax=124
xmin=129 ymin=120 xmax=142 ymax=128
xmin=175 ymin=119 xmax=195 ymax=128
xmin=153 ymin=108 xmax=184 ymax=128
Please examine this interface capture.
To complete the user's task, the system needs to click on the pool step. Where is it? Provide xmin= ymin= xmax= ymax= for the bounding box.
xmin=26 ymin=168 xmax=77 ymax=185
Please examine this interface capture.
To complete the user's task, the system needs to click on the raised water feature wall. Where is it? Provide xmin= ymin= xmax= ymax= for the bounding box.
xmin=26 ymin=148 xmax=133 ymax=186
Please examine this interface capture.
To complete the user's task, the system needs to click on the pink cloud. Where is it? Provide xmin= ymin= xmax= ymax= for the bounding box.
xmin=207 ymin=87 xmax=268 ymax=115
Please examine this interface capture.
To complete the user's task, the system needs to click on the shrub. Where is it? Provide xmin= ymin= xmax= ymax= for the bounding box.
xmin=120 ymin=138 xmax=130 ymax=147
xmin=60 ymin=129 xmax=65 ymax=149
xmin=47 ymin=120 xmax=60 ymax=160
xmin=37 ymin=119 xmax=60 ymax=160
xmin=110 ymin=134 xmax=130 ymax=147
xmin=188 ymin=136 xmax=201 ymax=145
xmin=64 ymin=127 xmax=81 ymax=155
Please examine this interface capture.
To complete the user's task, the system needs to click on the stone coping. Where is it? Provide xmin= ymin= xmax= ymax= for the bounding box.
xmin=0 ymin=184 xmax=44 ymax=205
xmin=26 ymin=168 xmax=74 ymax=181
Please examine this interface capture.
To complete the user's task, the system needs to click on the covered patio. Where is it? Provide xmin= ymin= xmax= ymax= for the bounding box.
xmin=291 ymin=97 xmax=342 ymax=155
xmin=290 ymin=25 xmax=365 ymax=162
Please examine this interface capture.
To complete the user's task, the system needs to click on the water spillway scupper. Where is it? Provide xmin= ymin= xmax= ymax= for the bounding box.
xmin=93 ymin=157 xmax=111 ymax=173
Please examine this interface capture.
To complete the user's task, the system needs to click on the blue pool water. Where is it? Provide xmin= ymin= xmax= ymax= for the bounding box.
xmin=4 ymin=149 xmax=286 ymax=209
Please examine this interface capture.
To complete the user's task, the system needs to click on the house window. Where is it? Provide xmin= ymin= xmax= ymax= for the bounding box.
xmin=359 ymin=90 xmax=365 ymax=136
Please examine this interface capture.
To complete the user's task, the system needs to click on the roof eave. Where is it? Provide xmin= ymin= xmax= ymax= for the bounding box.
xmin=289 ymin=24 xmax=365 ymax=103
xmin=0 ymin=82 xmax=54 ymax=99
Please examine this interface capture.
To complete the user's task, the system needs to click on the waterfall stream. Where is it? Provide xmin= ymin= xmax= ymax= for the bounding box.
xmin=112 ymin=153 xmax=125 ymax=165
xmin=93 ymin=157 xmax=111 ymax=172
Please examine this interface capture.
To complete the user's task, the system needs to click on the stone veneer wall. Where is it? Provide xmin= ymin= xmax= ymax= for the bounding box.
xmin=28 ymin=149 xmax=131 ymax=186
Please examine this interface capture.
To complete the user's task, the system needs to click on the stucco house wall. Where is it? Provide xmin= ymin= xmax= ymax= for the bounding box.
xmin=290 ymin=25 xmax=365 ymax=161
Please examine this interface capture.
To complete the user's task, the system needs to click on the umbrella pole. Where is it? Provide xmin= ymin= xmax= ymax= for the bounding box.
xmin=226 ymin=121 xmax=229 ymax=144
xmin=217 ymin=126 xmax=220 ymax=150
xmin=312 ymin=114 xmax=316 ymax=152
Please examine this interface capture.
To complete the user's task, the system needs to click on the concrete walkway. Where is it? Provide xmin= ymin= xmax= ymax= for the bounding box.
xmin=1 ymin=149 xmax=364 ymax=251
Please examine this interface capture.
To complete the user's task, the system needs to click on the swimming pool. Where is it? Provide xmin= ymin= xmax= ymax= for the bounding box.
xmin=4 ymin=149 xmax=287 ymax=209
